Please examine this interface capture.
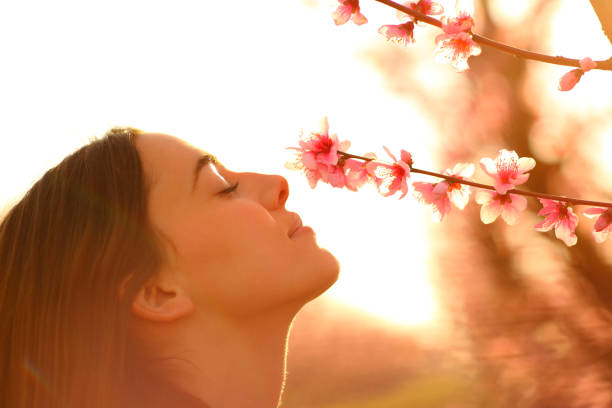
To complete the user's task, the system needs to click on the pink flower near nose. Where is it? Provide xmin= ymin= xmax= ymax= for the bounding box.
xmin=285 ymin=117 xmax=350 ymax=189
xmin=534 ymin=199 xmax=579 ymax=247
xmin=332 ymin=0 xmax=368 ymax=26
xmin=366 ymin=146 xmax=412 ymax=199
xmin=583 ymin=207 xmax=612 ymax=243
xmin=479 ymin=149 xmax=536 ymax=195
xmin=297 ymin=117 xmax=349 ymax=169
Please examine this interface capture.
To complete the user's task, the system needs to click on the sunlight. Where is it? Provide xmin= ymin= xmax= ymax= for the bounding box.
xmin=0 ymin=0 xmax=439 ymax=327
xmin=532 ymin=1 xmax=612 ymax=176
xmin=488 ymin=0 xmax=534 ymax=27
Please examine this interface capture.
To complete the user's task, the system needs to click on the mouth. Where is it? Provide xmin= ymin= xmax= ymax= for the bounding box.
xmin=288 ymin=215 xmax=303 ymax=238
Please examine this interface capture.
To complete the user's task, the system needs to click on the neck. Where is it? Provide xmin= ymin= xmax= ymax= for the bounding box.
xmin=156 ymin=308 xmax=298 ymax=408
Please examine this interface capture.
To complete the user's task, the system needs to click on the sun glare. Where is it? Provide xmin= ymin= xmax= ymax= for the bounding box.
xmin=0 ymin=0 xmax=440 ymax=327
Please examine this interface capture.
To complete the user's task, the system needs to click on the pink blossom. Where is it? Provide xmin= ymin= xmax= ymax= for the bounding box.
xmin=286 ymin=117 xmax=350 ymax=189
xmin=440 ymin=11 xmax=475 ymax=34
xmin=343 ymin=154 xmax=376 ymax=192
xmin=378 ymin=22 xmax=415 ymax=46
xmin=397 ymin=0 xmax=444 ymax=22
xmin=413 ymin=163 xmax=475 ymax=221
xmin=534 ymin=199 xmax=579 ymax=247
xmin=319 ymin=164 xmax=346 ymax=189
xmin=434 ymin=32 xmax=481 ymax=72
xmin=583 ymin=207 xmax=612 ymax=243
xmin=287 ymin=117 xmax=349 ymax=168
xmin=474 ymin=191 xmax=527 ymax=225
xmin=304 ymin=166 xmax=324 ymax=189
xmin=366 ymin=146 xmax=412 ymax=199
xmin=441 ymin=162 xmax=475 ymax=209
xmin=332 ymin=0 xmax=368 ymax=26
xmin=479 ymin=149 xmax=536 ymax=195
xmin=412 ymin=181 xmax=452 ymax=221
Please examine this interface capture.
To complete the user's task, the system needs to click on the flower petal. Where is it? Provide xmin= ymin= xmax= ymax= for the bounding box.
xmin=351 ymin=11 xmax=368 ymax=25
xmin=583 ymin=207 xmax=606 ymax=218
xmin=593 ymin=228 xmax=611 ymax=244
xmin=517 ymin=157 xmax=536 ymax=173
xmin=475 ymin=190 xmax=494 ymax=205
xmin=432 ymin=181 xmax=449 ymax=195
xmin=494 ymin=181 xmax=514 ymax=195
xmin=332 ymin=5 xmax=352 ymax=25
xmin=383 ymin=145 xmax=398 ymax=163
xmin=555 ymin=221 xmax=578 ymax=246
xmin=413 ymin=181 xmax=436 ymax=203
xmin=453 ymin=162 xmax=474 ymax=178
xmin=449 ymin=187 xmax=470 ymax=210
xmin=479 ymin=157 xmax=497 ymax=176
xmin=534 ymin=216 xmax=556 ymax=232
xmin=480 ymin=201 xmax=502 ymax=224
xmin=509 ymin=194 xmax=527 ymax=212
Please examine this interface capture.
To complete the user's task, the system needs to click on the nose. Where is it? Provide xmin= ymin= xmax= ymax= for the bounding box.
xmin=263 ymin=175 xmax=289 ymax=210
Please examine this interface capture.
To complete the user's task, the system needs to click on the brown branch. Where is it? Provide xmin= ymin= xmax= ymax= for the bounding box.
xmin=372 ymin=0 xmax=612 ymax=71
xmin=591 ymin=0 xmax=612 ymax=46
xmin=338 ymin=151 xmax=612 ymax=209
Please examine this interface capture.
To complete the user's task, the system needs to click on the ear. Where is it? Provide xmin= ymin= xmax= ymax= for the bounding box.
xmin=131 ymin=275 xmax=194 ymax=323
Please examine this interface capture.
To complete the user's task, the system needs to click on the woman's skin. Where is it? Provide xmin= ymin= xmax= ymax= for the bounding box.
xmin=128 ymin=133 xmax=340 ymax=408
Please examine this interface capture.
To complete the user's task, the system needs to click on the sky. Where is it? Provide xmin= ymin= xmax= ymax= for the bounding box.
xmin=1 ymin=0 xmax=611 ymax=327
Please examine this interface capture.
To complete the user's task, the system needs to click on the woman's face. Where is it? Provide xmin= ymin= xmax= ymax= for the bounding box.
xmin=135 ymin=133 xmax=339 ymax=318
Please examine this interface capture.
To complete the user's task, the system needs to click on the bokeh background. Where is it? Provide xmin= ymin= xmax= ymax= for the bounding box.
xmin=2 ymin=0 xmax=612 ymax=406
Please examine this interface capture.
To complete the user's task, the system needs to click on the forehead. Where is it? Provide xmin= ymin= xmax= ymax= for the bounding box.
xmin=135 ymin=132 xmax=205 ymax=185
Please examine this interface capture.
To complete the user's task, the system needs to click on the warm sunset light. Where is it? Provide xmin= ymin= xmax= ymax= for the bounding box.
xmin=4 ymin=0 xmax=612 ymax=406
xmin=0 ymin=0 xmax=441 ymax=327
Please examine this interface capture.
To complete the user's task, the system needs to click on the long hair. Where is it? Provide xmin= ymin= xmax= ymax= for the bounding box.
xmin=0 ymin=128 xmax=205 ymax=408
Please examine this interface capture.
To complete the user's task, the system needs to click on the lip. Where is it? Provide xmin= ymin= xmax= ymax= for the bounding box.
xmin=292 ymin=225 xmax=313 ymax=237
xmin=288 ymin=215 xmax=303 ymax=238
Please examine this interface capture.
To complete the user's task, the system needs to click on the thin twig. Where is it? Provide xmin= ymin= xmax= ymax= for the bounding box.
xmin=338 ymin=150 xmax=612 ymax=209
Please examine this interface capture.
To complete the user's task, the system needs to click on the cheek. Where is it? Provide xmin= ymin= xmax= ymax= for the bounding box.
xmin=177 ymin=200 xmax=281 ymax=262
xmin=167 ymin=200 xmax=339 ymax=315
xmin=172 ymin=201 xmax=289 ymax=291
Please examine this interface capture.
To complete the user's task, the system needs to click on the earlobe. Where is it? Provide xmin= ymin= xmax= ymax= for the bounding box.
xmin=131 ymin=278 xmax=194 ymax=323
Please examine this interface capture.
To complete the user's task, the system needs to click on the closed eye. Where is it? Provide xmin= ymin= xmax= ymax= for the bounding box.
xmin=219 ymin=182 xmax=239 ymax=195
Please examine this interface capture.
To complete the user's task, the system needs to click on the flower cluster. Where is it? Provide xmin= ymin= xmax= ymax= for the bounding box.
xmin=285 ymin=117 xmax=352 ymax=189
xmin=413 ymin=163 xmax=473 ymax=221
xmin=334 ymin=0 xmax=481 ymax=72
xmin=434 ymin=7 xmax=481 ymax=72
xmin=330 ymin=0 xmax=603 ymax=89
xmin=287 ymin=118 xmax=612 ymax=247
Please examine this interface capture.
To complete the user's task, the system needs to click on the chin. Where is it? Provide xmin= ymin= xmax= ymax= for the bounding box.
xmin=302 ymin=247 xmax=340 ymax=303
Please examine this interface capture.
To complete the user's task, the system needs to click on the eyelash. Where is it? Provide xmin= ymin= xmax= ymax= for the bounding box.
xmin=220 ymin=182 xmax=239 ymax=195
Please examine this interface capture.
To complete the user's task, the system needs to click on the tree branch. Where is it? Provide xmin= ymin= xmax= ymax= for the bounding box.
xmin=373 ymin=0 xmax=612 ymax=71
xmin=590 ymin=0 xmax=612 ymax=46
xmin=338 ymin=151 xmax=612 ymax=209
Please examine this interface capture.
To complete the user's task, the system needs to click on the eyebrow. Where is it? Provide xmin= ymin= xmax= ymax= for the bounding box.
xmin=192 ymin=154 xmax=217 ymax=192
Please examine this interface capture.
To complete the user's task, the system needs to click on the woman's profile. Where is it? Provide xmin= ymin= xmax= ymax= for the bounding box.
xmin=0 ymin=127 xmax=340 ymax=408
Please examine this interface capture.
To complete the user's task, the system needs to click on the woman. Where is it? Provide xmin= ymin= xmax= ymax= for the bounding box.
xmin=0 ymin=127 xmax=340 ymax=408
